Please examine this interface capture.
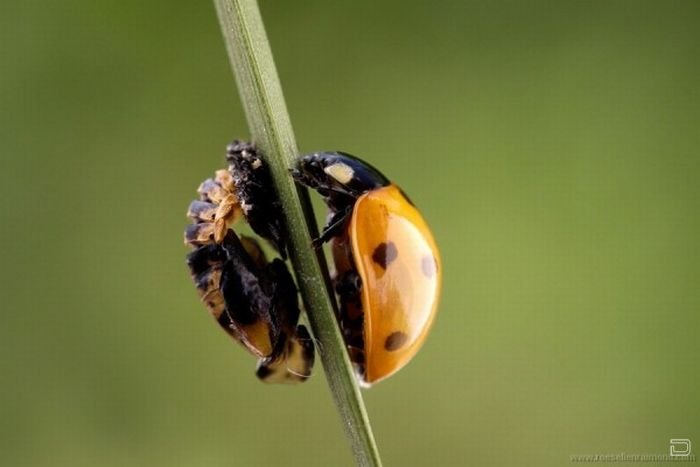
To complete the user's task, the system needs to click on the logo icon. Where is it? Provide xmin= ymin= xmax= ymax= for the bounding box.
xmin=670 ymin=439 xmax=692 ymax=457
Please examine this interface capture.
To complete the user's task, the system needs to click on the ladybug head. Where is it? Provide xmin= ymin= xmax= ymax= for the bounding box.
xmin=292 ymin=152 xmax=389 ymax=198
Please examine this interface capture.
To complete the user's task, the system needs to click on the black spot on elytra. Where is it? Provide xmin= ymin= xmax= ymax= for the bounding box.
xmin=372 ymin=242 xmax=398 ymax=269
xmin=421 ymin=255 xmax=437 ymax=277
xmin=384 ymin=331 xmax=408 ymax=351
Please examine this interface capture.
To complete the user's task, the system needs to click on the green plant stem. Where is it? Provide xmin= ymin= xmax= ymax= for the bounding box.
xmin=212 ymin=1 xmax=382 ymax=466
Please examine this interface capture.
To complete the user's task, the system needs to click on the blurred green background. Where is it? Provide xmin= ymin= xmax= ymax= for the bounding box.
xmin=2 ymin=1 xmax=699 ymax=466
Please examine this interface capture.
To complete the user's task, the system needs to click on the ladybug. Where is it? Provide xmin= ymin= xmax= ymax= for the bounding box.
xmin=184 ymin=141 xmax=313 ymax=383
xmin=293 ymin=152 xmax=441 ymax=386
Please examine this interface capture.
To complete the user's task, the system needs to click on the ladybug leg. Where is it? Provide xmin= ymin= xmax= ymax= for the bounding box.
xmin=336 ymin=274 xmax=365 ymax=356
xmin=313 ymin=205 xmax=352 ymax=247
xmin=347 ymin=345 xmax=367 ymax=380
xmin=335 ymin=270 xmax=362 ymax=299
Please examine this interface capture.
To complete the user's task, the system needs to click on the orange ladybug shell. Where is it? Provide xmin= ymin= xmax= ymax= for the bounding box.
xmin=350 ymin=184 xmax=441 ymax=384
